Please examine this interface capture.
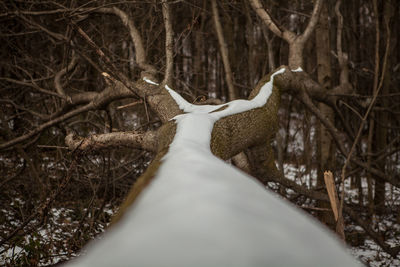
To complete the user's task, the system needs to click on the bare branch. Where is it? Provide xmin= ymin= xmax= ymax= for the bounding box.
xmin=97 ymin=7 xmax=157 ymax=78
xmin=0 ymin=74 xmax=182 ymax=150
xmin=0 ymin=158 xmax=77 ymax=248
xmin=69 ymin=92 xmax=100 ymax=106
xmin=65 ymin=131 xmax=157 ymax=152
xmin=162 ymin=1 xmax=174 ymax=85
xmin=248 ymin=0 xmax=286 ymax=40
xmin=17 ymin=13 xmax=65 ymax=41
xmin=0 ymin=81 xmax=133 ymax=150
xmin=334 ymin=0 xmax=350 ymax=85
xmin=54 ymin=54 xmax=78 ymax=98
xmin=71 ymin=23 xmax=128 ymax=82
xmin=272 ymin=68 xmax=398 ymax=187
xmin=335 ymin=0 xmax=344 ymax=64
xmin=0 ymin=99 xmax=48 ymax=120
xmin=250 ymin=0 xmax=323 ymax=68
xmin=339 ymin=0 xmax=393 ymax=218
xmin=211 ymin=0 xmax=237 ymax=100
xmin=6 ymin=6 xmax=157 ymax=80
xmin=299 ymin=0 xmax=323 ymax=43
xmin=297 ymin=87 xmax=399 ymax=187
xmin=0 ymin=77 xmax=65 ymax=99
xmin=260 ymin=24 xmax=276 ymax=71
xmin=372 ymin=0 xmax=380 ymax=94
xmin=0 ymin=102 xmax=94 ymax=150
xmin=0 ymin=8 xmax=77 ymax=17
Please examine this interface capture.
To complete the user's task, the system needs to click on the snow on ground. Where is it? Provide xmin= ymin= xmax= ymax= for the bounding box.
xmin=66 ymin=68 xmax=360 ymax=267
xmin=352 ymin=238 xmax=400 ymax=266
xmin=284 ymin=163 xmax=318 ymax=188
xmin=0 ymin=202 xmax=115 ymax=266
xmin=6 ymin=68 xmax=396 ymax=266
xmin=281 ymin=162 xmax=400 ymax=266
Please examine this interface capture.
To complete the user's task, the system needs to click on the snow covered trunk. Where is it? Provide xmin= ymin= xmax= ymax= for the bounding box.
xmin=66 ymin=68 xmax=361 ymax=266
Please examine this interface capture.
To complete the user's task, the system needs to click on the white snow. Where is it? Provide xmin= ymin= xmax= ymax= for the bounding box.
xmin=166 ymin=68 xmax=284 ymax=117
xmin=66 ymin=68 xmax=361 ymax=266
xmin=143 ymin=77 xmax=159 ymax=85
xmin=291 ymin=67 xmax=303 ymax=72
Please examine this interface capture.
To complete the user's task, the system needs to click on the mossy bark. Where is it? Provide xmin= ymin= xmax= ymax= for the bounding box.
xmin=113 ymin=71 xmax=282 ymax=223
xmin=211 ymin=74 xmax=280 ymax=160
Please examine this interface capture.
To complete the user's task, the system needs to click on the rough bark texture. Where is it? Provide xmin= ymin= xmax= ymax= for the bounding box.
xmin=65 ymin=131 xmax=157 ymax=152
xmin=315 ymin=2 xmax=336 ymax=227
xmin=114 ymin=71 xmax=282 ymax=222
xmin=211 ymin=0 xmax=237 ymax=100
xmin=373 ymin=0 xmax=394 ymax=212
xmin=211 ymin=74 xmax=280 ymax=160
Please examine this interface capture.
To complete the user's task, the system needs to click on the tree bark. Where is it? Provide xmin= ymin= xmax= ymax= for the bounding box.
xmin=315 ymin=1 xmax=336 ymax=227
xmin=211 ymin=0 xmax=237 ymax=100
xmin=373 ymin=0 xmax=393 ymax=213
xmin=114 ymin=70 xmax=282 ymax=222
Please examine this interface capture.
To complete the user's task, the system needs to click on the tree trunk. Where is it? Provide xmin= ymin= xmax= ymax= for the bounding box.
xmin=315 ymin=2 xmax=336 ymax=227
xmin=373 ymin=0 xmax=394 ymax=213
xmin=115 ymin=71 xmax=282 ymax=222
xmin=288 ymin=42 xmax=304 ymax=70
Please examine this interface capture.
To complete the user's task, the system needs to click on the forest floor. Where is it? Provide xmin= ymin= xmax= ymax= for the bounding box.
xmin=1 ymin=164 xmax=399 ymax=266
xmin=282 ymin=164 xmax=400 ymax=267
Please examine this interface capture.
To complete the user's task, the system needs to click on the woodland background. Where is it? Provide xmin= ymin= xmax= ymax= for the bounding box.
xmin=0 ymin=0 xmax=399 ymax=266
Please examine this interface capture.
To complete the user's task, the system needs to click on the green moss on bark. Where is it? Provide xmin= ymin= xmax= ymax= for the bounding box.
xmin=211 ymin=74 xmax=280 ymax=160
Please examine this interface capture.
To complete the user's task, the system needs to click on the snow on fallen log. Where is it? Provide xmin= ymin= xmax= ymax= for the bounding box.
xmin=67 ymin=68 xmax=361 ymax=266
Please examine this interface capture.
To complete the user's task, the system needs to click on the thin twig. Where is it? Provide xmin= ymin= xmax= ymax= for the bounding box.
xmin=339 ymin=0 xmax=392 ymax=220
xmin=0 ymin=157 xmax=78 ymax=248
xmin=36 ymin=145 xmax=69 ymax=149
xmin=116 ymin=100 xmax=143 ymax=110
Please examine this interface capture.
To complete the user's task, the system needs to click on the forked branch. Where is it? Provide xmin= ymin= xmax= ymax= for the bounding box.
xmin=249 ymin=0 xmax=323 ymax=68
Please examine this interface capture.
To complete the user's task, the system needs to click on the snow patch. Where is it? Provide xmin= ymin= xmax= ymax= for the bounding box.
xmin=291 ymin=67 xmax=303 ymax=72
xmin=166 ymin=67 xmax=285 ymax=118
xmin=142 ymin=77 xmax=159 ymax=85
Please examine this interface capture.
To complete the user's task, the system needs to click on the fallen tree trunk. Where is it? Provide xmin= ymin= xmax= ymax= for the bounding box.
xmin=66 ymin=68 xmax=361 ymax=267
